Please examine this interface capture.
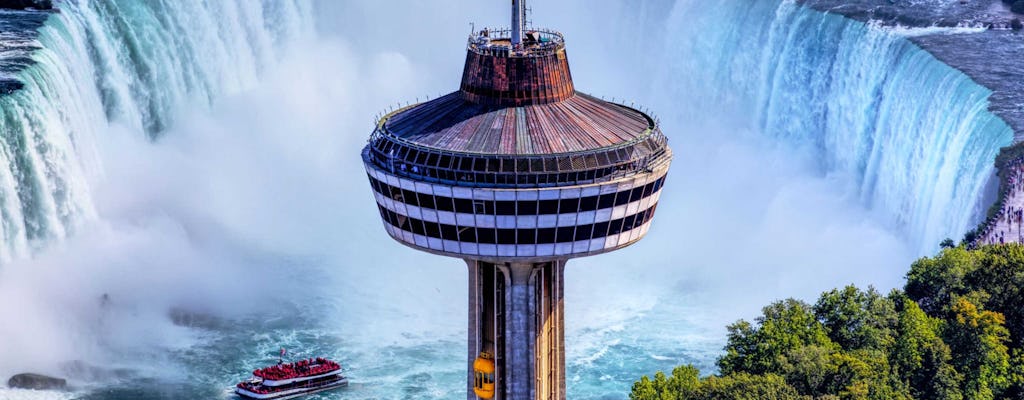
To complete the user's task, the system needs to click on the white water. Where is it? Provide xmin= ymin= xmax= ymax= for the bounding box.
xmin=0 ymin=0 xmax=1014 ymax=399
xmin=0 ymin=0 xmax=313 ymax=261
xmin=656 ymin=1 xmax=1012 ymax=252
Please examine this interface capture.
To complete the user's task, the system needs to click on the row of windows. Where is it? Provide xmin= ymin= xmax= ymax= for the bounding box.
xmin=370 ymin=134 xmax=647 ymax=173
xmin=364 ymin=134 xmax=669 ymax=187
xmin=367 ymin=175 xmax=665 ymax=216
xmin=368 ymin=154 xmax=639 ymax=187
xmin=377 ymin=204 xmax=657 ymax=245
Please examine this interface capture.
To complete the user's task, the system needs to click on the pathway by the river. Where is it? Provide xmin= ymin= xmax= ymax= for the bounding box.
xmin=981 ymin=163 xmax=1024 ymax=245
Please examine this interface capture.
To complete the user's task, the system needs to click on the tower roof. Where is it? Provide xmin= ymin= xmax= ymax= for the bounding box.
xmin=384 ymin=92 xmax=651 ymax=155
xmin=362 ymin=26 xmax=670 ymax=189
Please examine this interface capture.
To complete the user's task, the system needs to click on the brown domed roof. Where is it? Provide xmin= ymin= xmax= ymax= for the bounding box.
xmin=384 ymin=92 xmax=652 ymax=155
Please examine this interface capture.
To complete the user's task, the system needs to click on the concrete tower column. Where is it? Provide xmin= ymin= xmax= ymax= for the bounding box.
xmin=467 ymin=260 xmax=565 ymax=400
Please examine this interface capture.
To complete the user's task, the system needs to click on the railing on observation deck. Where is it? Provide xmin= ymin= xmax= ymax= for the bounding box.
xmin=467 ymin=27 xmax=566 ymax=58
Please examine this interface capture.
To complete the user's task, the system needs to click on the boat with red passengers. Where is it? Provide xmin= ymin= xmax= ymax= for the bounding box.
xmin=235 ymin=357 xmax=348 ymax=399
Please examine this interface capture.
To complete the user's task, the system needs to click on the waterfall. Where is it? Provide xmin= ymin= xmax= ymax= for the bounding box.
xmin=659 ymin=0 xmax=1013 ymax=252
xmin=0 ymin=0 xmax=313 ymax=261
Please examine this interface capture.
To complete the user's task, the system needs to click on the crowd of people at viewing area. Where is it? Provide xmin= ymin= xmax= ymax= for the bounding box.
xmin=980 ymin=161 xmax=1024 ymax=245
xmin=253 ymin=358 xmax=341 ymax=381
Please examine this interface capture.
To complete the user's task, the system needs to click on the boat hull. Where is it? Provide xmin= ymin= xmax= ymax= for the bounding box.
xmin=235 ymin=377 xmax=348 ymax=400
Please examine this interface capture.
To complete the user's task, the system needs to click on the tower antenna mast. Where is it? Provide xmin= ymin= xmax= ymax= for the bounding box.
xmin=511 ymin=0 xmax=525 ymax=47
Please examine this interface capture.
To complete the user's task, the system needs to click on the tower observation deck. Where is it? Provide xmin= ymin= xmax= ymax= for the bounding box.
xmin=361 ymin=2 xmax=672 ymax=399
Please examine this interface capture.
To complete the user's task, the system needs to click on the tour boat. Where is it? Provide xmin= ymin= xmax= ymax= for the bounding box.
xmin=235 ymin=358 xmax=348 ymax=400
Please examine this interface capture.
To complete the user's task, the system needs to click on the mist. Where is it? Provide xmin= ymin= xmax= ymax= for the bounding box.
xmin=0 ymin=1 xmax=926 ymax=398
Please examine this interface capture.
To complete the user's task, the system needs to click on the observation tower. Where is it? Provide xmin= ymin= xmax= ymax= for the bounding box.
xmin=361 ymin=2 xmax=672 ymax=399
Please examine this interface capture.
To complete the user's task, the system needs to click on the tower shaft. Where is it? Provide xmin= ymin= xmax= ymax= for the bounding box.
xmin=467 ymin=260 xmax=565 ymax=400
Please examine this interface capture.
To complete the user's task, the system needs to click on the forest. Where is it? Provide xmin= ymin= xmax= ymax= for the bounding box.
xmin=631 ymin=244 xmax=1024 ymax=400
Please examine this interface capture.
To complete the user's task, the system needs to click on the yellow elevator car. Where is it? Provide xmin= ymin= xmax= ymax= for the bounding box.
xmin=473 ymin=352 xmax=495 ymax=399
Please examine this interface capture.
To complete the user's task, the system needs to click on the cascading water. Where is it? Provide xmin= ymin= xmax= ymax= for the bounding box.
xmin=0 ymin=0 xmax=312 ymax=261
xmin=659 ymin=0 xmax=1012 ymax=252
xmin=0 ymin=0 xmax=1018 ymax=399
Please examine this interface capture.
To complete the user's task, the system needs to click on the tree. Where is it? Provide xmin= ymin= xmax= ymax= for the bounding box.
xmin=630 ymin=365 xmax=700 ymax=400
xmin=631 ymin=369 xmax=807 ymax=400
xmin=779 ymin=345 xmax=837 ymax=395
xmin=905 ymin=247 xmax=979 ymax=315
xmin=631 ymin=376 xmax=660 ymax=400
xmin=693 ymin=373 xmax=807 ymax=400
xmin=719 ymin=299 xmax=835 ymax=375
xmin=945 ymin=297 xmax=1011 ymax=400
xmin=891 ymin=298 xmax=962 ymax=400
xmin=813 ymin=286 xmax=897 ymax=351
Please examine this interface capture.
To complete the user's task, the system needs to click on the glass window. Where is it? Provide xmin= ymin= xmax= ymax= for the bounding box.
xmin=425 ymin=221 xmax=441 ymax=238
xmin=574 ymin=225 xmax=593 ymax=242
xmin=518 ymin=201 xmax=538 ymax=215
xmin=477 ymin=228 xmax=496 ymax=244
xmin=502 ymin=159 xmax=516 ymax=173
xmin=543 ymin=158 xmax=558 ymax=172
xmin=537 ymin=228 xmax=556 ymax=243
xmin=592 ymin=221 xmax=610 ymax=238
xmin=622 ymin=214 xmax=638 ymax=231
xmin=530 ymin=159 xmax=544 ymax=172
xmin=402 ymin=189 xmax=418 ymax=206
xmin=559 ymin=198 xmax=580 ymax=213
xmin=454 ymin=198 xmax=474 ymax=214
xmin=440 ymin=224 xmax=459 ymax=240
xmin=614 ymin=189 xmax=631 ymax=207
xmin=517 ymin=229 xmax=536 ymax=245
xmin=410 ymin=219 xmax=426 ymax=236
xmin=579 ymin=196 xmax=598 ymax=212
xmin=608 ymin=219 xmax=624 ymax=235
xmin=598 ymin=193 xmax=615 ymax=209
xmin=435 ymin=197 xmax=455 ymax=212
xmin=498 ymin=229 xmax=517 ymax=245
xmin=538 ymin=200 xmax=559 ymax=214
xmin=629 ymin=187 xmax=644 ymax=203
xmin=556 ymin=227 xmax=575 ymax=243
xmin=516 ymin=160 xmax=529 ymax=173
xmin=396 ymin=214 xmax=411 ymax=230
xmin=415 ymin=193 xmax=432 ymax=209
xmin=458 ymin=226 xmax=477 ymax=242
xmin=496 ymin=201 xmax=516 ymax=215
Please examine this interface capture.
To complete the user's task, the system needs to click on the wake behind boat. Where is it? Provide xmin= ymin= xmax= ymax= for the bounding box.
xmin=235 ymin=357 xmax=348 ymax=400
